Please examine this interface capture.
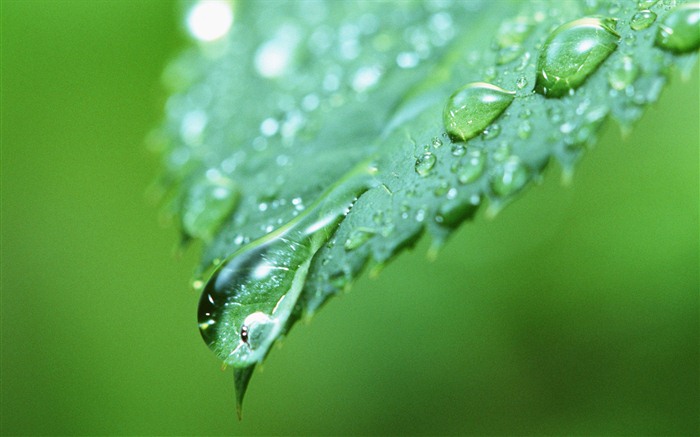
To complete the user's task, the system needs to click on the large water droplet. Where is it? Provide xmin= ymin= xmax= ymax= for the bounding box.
xmin=490 ymin=156 xmax=529 ymax=197
xmin=630 ymin=10 xmax=657 ymax=30
xmin=535 ymin=17 xmax=620 ymax=98
xmin=443 ymin=82 xmax=515 ymax=142
xmin=655 ymin=3 xmax=700 ymax=53
xmin=415 ymin=152 xmax=437 ymax=176
xmin=197 ymin=161 xmax=375 ymax=367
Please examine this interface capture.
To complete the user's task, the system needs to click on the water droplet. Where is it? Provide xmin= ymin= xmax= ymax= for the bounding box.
xmin=495 ymin=16 xmax=534 ymax=47
xmin=607 ymin=56 xmax=639 ymax=90
xmin=182 ymin=171 xmax=239 ymax=241
xmin=518 ymin=120 xmax=532 ymax=139
xmin=516 ymin=76 xmax=528 ymax=89
xmin=457 ymin=149 xmax=485 ymax=184
xmin=436 ymin=201 xmax=478 ymax=228
xmin=415 ymin=152 xmax=437 ymax=176
xmin=451 ymin=144 xmax=466 ymax=157
xmin=433 ymin=180 xmax=450 ymax=196
xmin=535 ymin=17 xmax=620 ymax=98
xmin=497 ymin=45 xmax=524 ymax=65
xmin=638 ymin=0 xmax=659 ymax=8
xmin=197 ymin=161 xmax=375 ymax=367
xmin=344 ymin=228 xmax=375 ymax=251
xmin=443 ymin=82 xmax=515 ymax=142
xmin=432 ymin=137 xmax=443 ymax=148
xmin=483 ymin=123 xmax=501 ymax=140
xmin=630 ymin=10 xmax=657 ymax=30
xmin=490 ymin=156 xmax=529 ymax=197
xmin=655 ymin=3 xmax=700 ymax=53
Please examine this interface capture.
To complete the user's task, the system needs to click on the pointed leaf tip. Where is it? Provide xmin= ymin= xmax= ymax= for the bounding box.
xmin=233 ymin=365 xmax=256 ymax=420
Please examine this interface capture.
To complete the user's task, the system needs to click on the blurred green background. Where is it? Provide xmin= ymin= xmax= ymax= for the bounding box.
xmin=1 ymin=1 xmax=698 ymax=435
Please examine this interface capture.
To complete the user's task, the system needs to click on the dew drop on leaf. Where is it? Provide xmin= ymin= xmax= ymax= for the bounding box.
xmin=451 ymin=143 xmax=466 ymax=157
xmin=535 ymin=17 xmax=620 ymax=98
xmin=415 ymin=151 xmax=437 ymax=176
xmin=197 ymin=161 xmax=375 ymax=368
xmin=630 ymin=10 xmax=657 ymax=30
xmin=344 ymin=228 xmax=375 ymax=251
xmin=443 ymin=82 xmax=515 ymax=142
xmin=655 ymin=3 xmax=700 ymax=53
xmin=457 ymin=149 xmax=485 ymax=185
xmin=490 ymin=156 xmax=529 ymax=197
xmin=483 ymin=123 xmax=501 ymax=139
xmin=608 ymin=56 xmax=639 ymax=90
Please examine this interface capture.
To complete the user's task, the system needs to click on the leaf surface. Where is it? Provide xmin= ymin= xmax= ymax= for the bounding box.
xmin=155 ymin=0 xmax=698 ymax=410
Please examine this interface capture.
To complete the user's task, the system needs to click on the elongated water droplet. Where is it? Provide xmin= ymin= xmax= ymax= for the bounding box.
xmin=630 ymin=10 xmax=657 ymax=30
xmin=608 ymin=56 xmax=639 ymax=90
xmin=655 ymin=3 xmax=700 ymax=53
xmin=457 ymin=149 xmax=485 ymax=184
xmin=535 ymin=17 xmax=620 ymax=98
xmin=344 ymin=228 xmax=375 ymax=251
xmin=443 ymin=82 xmax=515 ymax=142
xmin=415 ymin=152 xmax=437 ymax=176
xmin=491 ymin=156 xmax=529 ymax=197
xmin=182 ymin=171 xmax=239 ymax=241
xmin=198 ymin=161 xmax=375 ymax=369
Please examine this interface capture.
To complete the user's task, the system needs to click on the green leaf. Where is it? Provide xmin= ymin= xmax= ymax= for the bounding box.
xmin=154 ymin=0 xmax=698 ymax=412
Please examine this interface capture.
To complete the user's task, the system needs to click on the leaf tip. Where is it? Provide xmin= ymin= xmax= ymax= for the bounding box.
xmin=233 ymin=365 xmax=256 ymax=420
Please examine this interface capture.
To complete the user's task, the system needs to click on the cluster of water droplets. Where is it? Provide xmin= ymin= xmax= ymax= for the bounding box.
xmin=409 ymin=1 xmax=698 ymax=218
xmin=153 ymin=1 xmax=700 ymax=397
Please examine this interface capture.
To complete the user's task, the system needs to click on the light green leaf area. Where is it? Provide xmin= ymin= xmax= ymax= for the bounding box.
xmin=155 ymin=0 xmax=698 ymax=408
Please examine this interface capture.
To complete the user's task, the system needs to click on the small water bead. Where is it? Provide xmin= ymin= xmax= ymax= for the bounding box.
xmin=457 ymin=149 xmax=485 ymax=184
xmin=344 ymin=228 xmax=375 ymax=251
xmin=415 ymin=152 xmax=437 ymax=176
xmin=433 ymin=180 xmax=450 ymax=196
xmin=436 ymin=201 xmax=478 ymax=228
xmin=483 ymin=123 xmax=501 ymax=140
xmin=443 ymin=82 xmax=515 ymax=142
xmin=495 ymin=16 xmax=534 ymax=47
xmin=535 ymin=17 xmax=620 ymax=98
xmin=432 ymin=137 xmax=443 ymax=148
xmin=490 ymin=156 xmax=530 ymax=197
xmin=497 ymin=45 xmax=524 ymax=65
xmin=608 ymin=56 xmax=639 ymax=90
xmin=517 ymin=120 xmax=532 ymax=139
xmin=451 ymin=143 xmax=466 ymax=157
xmin=630 ymin=10 xmax=657 ymax=30
xmin=655 ymin=3 xmax=700 ymax=53
xmin=516 ymin=76 xmax=528 ymax=89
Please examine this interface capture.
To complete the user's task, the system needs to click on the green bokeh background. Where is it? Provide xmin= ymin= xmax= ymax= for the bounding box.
xmin=2 ymin=1 xmax=698 ymax=435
